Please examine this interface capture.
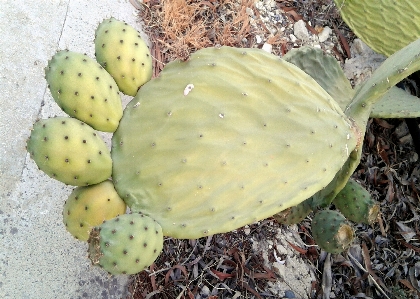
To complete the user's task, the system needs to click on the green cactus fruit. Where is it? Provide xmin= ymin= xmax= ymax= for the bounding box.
xmin=26 ymin=117 xmax=112 ymax=186
xmin=283 ymin=46 xmax=355 ymax=111
xmin=273 ymin=199 xmax=312 ymax=225
xmin=112 ymin=46 xmax=359 ymax=239
xmin=45 ymin=50 xmax=123 ymax=132
xmin=95 ymin=17 xmax=152 ymax=96
xmin=63 ymin=180 xmax=127 ymax=241
xmin=333 ymin=178 xmax=379 ymax=224
xmin=312 ymin=209 xmax=355 ymax=254
xmin=88 ymin=213 xmax=163 ymax=275
xmin=334 ymin=0 xmax=420 ymax=57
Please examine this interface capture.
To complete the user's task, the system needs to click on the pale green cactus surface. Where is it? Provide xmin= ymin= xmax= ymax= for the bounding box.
xmin=334 ymin=0 xmax=420 ymax=57
xmin=27 ymin=117 xmax=112 ymax=186
xmin=63 ymin=180 xmax=127 ymax=241
xmin=88 ymin=213 xmax=163 ymax=275
xmin=45 ymin=50 xmax=123 ymax=132
xmin=112 ymin=46 xmax=358 ymax=239
xmin=95 ymin=17 xmax=153 ymax=96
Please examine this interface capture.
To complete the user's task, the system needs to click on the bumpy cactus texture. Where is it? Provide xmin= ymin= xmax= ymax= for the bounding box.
xmin=283 ymin=46 xmax=354 ymax=111
xmin=95 ymin=17 xmax=152 ymax=96
xmin=88 ymin=213 xmax=163 ymax=275
xmin=45 ymin=50 xmax=122 ymax=132
xmin=312 ymin=210 xmax=355 ymax=254
xmin=334 ymin=0 xmax=420 ymax=57
xmin=63 ymin=180 xmax=127 ymax=241
xmin=273 ymin=199 xmax=312 ymax=225
xmin=371 ymin=86 xmax=420 ymax=118
xmin=112 ymin=46 xmax=358 ymax=239
xmin=26 ymin=117 xmax=112 ymax=186
xmin=333 ymin=178 xmax=379 ymax=224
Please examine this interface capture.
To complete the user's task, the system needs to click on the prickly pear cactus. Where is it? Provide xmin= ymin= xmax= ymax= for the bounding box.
xmin=334 ymin=0 xmax=420 ymax=57
xmin=333 ymin=178 xmax=379 ymax=224
xmin=312 ymin=209 xmax=355 ymax=254
xmin=26 ymin=117 xmax=112 ymax=186
xmin=45 ymin=50 xmax=123 ymax=132
xmin=112 ymin=46 xmax=359 ymax=239
xmin=88 ymin=213 xmax=163 ymax=275
xmin=283 ymin=46 xmax=354 ymax=111
xmin=273 ymin=199 xmax=312 ymax=225
xmin=63 ymin=180 xmax=127 ymax=241
xmin=95 ymin=17 xmax=152 ymax=96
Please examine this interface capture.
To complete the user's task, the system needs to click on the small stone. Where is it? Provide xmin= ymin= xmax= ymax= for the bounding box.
xmin=256 ymin=35 xmax=262 ymax=43
xmin=246 ymin=7 xmax=254 ymax=17
xmin=293 ymin=20 xmax=309 ymax=41
xmin=284 ymin=290 xmax=296 ymax=298
xmin=289 ymin=34 xmax=297 ymax=43
xmin=262 ymin=43 xmax=272 ymax=53
xmin=201 ymin=285 xmax=210 ymax=296
xmin=318 ymin=26 xmax=332 ymax=43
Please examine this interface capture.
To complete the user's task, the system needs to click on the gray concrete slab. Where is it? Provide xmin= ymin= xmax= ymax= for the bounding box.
xmin=0 ymin=1 xmax=145 ymax=298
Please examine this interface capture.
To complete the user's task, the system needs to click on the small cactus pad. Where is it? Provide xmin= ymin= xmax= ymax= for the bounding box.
xmin=63 ymin=180 xmax=127 ymax=241
xmin=312 ymin=210 xmax=355 ymax=254
xmin=273 ymin=199 xmax=312 ymax=225
xmin=95 ymin=17 xmax=152 ymax=96
xmin=371 ymin=86 xmax=420 ymax=119
xmin=45 ymin=50 xmax=123 ymax=132
xmin=88 ymin=213 xmax=163 ymax=275
xmin=333 ymin=178 xmax=379 ymax=224
xmin=112 ymin=46 xmax=358 ymax=239
xmin=334 ymin=0 xmax=420 ymax=57
xmin=283 ymin=46 xmax=354 ymax=111
xmin=26 ymin=117 xmax=112 ymax=186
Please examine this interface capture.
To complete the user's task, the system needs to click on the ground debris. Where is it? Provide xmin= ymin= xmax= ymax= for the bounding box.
xmin=128 ymin=221 xmax=315 ymax=298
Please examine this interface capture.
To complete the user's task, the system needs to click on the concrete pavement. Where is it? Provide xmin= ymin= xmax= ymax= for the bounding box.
xmin=0 ymin=1 xmax=145 ymax=298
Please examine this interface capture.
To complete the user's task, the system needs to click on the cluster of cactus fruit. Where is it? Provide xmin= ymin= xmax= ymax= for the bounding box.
xmin=26 ymin=8 xmax=420 ymax=275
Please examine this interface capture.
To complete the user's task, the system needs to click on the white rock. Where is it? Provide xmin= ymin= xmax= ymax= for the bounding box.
xmin=289 ymin=34 xmax=297 ymax=43
xmin=256 ymin=35 xmax=262 ymax=43
xmin=201 ymin=285 xmax=210 ymax=296
xmin=293 ymin=20 xmax=309 ymax=41
xmin=262 ymin=42 xmax=272 ymax=53
xmin=246 ymin=7 xmax=254 ymax=17
xmin=318 ymin=26 xmax=332 ymax=43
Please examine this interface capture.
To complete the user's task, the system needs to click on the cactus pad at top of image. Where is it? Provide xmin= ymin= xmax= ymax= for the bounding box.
xmin=45 ymin=50 xmax=123 ymax=132
xmin=26 ymin=117 xmax=112 ymax=186
xmin=334 ymin=0 xmax=420 ymax=57
xmin=88 ymin=213 xmax=163 ymax=275
xmin=95 ymin=17 xmax=152 ymax=96
xmin=63 ymin=180 xmax=127 ymax=241
xmin=112 ymin=46 xmax=359 ymax=239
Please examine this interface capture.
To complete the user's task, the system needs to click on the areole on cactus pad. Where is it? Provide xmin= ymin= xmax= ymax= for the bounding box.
xmin=111 ymin=46 xmax=359 ymax=239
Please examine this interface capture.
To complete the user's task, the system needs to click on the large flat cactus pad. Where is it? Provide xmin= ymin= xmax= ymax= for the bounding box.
xmin=112 ymin=46 xmax=358 ymax=238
